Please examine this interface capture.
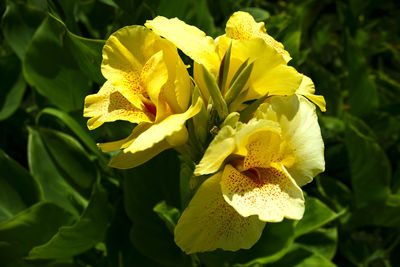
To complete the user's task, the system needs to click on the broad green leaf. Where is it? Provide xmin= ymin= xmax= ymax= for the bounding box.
xmin=0 ymin=149 xmax=40 ymax=223
xmin=2 ymin=1 xmax=45 ymax=59
xmin=346 ymin=201 xmax=400 ymax=228
xmin=346 ymin=32 xmax=378 ymax=116
xmin=0 ymin=202 xmax=74 ymax=264
xmin=189 ymin=0 xmax=215 ymax=35
xmin=0 ymin=74 xmax=25 ymax=121
xmin=23 ymin=15 xmax=91 ymax=112
xmin=28 ymin=127 xmax=88 ymax=217
xmin=123 ymin=150 xmax=188 ymax=266
xmin=153 ymin=201 xmax=180 ymax=233
xmin=36 ymin=108 xmax=108 ymax=164
xmin=295 ymin=196 xmax=339 ymax=237
xmin=241 ymin=8 xmax=270 ymax=21
xmin=267 ymin=246 xmax=336 ymax=267
xmin=296 ymin=227 xmax=338 ymax=260
xmin=65 ymin=33 xmax=105 ymax=84
xmin=106 ymin=198 xmax=163 ymax=267
xmin=282 ymin=26 xmax=301 ymax=62
xmin=38 ymin=128 xmax=98 ymax=190
xmin=157 ymin=0 xmax=190 ymax=20
xmin=316 ymin=175 xmax=352 ymax=213
xmin=345 ymin=115 xmax=391 ymax=207
xmin=0 ymin=178 xmax=26 ymax=223
xmin=28 ymin=184 xmax=109 ymax=259
xmin=199 ymin=220 xmax=296 ymax=266
xmin=0 ymin=53 xmax=26 ymax=121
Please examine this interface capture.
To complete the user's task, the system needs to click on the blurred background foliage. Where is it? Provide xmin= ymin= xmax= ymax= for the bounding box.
xmin=0 ymin=0 xmax=400 ymax=266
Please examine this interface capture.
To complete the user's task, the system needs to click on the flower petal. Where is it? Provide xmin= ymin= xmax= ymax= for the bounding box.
xmin=102 ymin=25 xmax=181 ymax=111
xmin=235 ymin=119 xmax=281 ymax=157
xmin=254 ymin=95 xmax=325 ymax=186
xmin=220 ymin=164 xmax=304 ymax=222
xmin=124 ymin=98 xmax=203 ymax=154
xmin=218 ymin=37 xmax=302 ymax=101
xmin=83 ymin=81 xmax=154 ymax=130
xmin=242 ymin=129 xmax=282 ymax=170
xmin=175 ymin=172 xmax=266 ymax=254
xmin=225 ymin=11 xmax=291 ymax=62
xmin=108 ymin=139 xmax=171 ymax=169
xmin=194 ymin=125 xmax=236 ymax=176
xmin=97 ymin=123 xmax=151 ymax=152
xmin=145 ymin=16 xmax=220 ymax=75
xmin=295 ymin=75 xmax=326 ymax=112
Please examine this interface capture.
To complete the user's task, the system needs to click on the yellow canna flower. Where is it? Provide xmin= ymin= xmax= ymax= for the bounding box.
xmin=83 ymin=25 xmax=202 ymax=169
xmin=174 ymin=95 xmax=325 ymax=253
xmin=145 ymin=11 xmax=325 ymax=112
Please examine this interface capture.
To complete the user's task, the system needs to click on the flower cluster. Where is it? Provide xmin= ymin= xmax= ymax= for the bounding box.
xmin=84 ymin=11 xmax=325 ymax=254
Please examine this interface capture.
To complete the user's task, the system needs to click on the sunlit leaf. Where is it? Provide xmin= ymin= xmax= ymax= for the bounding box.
xmin=28 ymin=184 xmax=109 ymax=259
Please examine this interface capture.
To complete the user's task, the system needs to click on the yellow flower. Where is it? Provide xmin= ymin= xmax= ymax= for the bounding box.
xmin=174 ymin=95 xmax=325 ymax=253
xmin=145 ymin=11 xmax=325 ymax=111
xmin=84 ymin=26 xmax=202 ymax=169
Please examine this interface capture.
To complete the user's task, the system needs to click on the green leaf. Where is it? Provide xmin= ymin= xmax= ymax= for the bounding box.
xmin=0 ymin=74 xmax=25 ymax=121
xmin=2 ymin=1 xmax=45 ymax=59
xmin=0 ymin=202 xmax=74 ymax=264
xmin=0 ymin=53 xmax=26 ymax=121
xmin=345 ymin=115 xmax=391 ymax=207
xmin=346 ymin=33 xmax=379 ymax=116
xmin=267 ymin=246 xmax=336 ymax=267
xmin=201 ymin=64 xmax=228 ymax=120
xmin=38 ymin=128 xmax=98 ymax=189
xmin=219 ymin=42 xmax=232 ymax=91
xmin=240 ymin=8 xmax=270 ymax=21
xmin=153 ymin=201 xmax=180 ymax=233
xmin=316 ymin=175 xmax=352 ymax=213
xmin=239 ymin=92 xmax=269 ymax=122
xmin=123 ymin=150 xmax=188 ymax=266
xmin=28 ymin=184 xmax=109 ymax=259
xmin=56 ymin=14 xmax=106 ymax=84
xmin=157 ymin=0 xmax=190 ymax=20
xmin=199 ymin=220 xmax=296 ymax=266
xmin=23 ymin=15 xmax=91 ymax=112
xmin=296 ymin=227 xmax=338 ymax=260
xmin=28 ymin=127 xmax=88 ymax=217
xmin=295 ymin=196 xmax=339 ymax=237
xmin=224 ymin=61 xmax=254 ymax=106
xmin=36 ymin=108 xmax=108 ymax=164
xmin=0 ymin=149 xmax=40 ymax=223
xmin=178 ymin=155 xmax=195 ymax=210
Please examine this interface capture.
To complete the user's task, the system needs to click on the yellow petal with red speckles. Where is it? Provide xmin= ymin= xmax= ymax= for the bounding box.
xmin=84 ymin=81 xmax=154 ymax=130
xmin=174 ymin=171 xmax=265 ymax=254
xmin=220 ymin=164 xmax=304 ymax=222
xmin=225 ymin=11 xmax=291 ymax=62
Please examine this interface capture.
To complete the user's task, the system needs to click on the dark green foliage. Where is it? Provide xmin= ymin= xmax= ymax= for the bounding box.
xmin=0 ymin=0 xmax=399 ymax=266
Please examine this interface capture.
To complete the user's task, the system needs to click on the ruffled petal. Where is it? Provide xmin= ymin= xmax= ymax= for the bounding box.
xmin=145 ymin=16 xmax=220 ymax=75
xmin=83 ymin=81 xmax=154 ymax=130
xmin=194 ymin=125 xmax=236 ymax=176
xmin=220 ymin=164 xmax=304 ymax=222
xmin=242 ymin=129 xmax=282 ymax=170
xmin=108 ymin=139 xmax=171 ymax=169
xmin=254 ymin=95 xmax=325 ymax=186
xmin=295 ymin=75 xmax=326 ymax=112
xmin=225 ymin=11 xmax=291 ymax=62
xmin=175 ymin=172 xmax=266 ymax=254
xmin=234 ymin=119 xmax=281 ymax=157
xmin=218 ymin=37 xmax=302 ymax=101
xmin=97 ymin=123 xmax=151 ymax=152
xmin=124 ymin=98 xmax=203 ymax=154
